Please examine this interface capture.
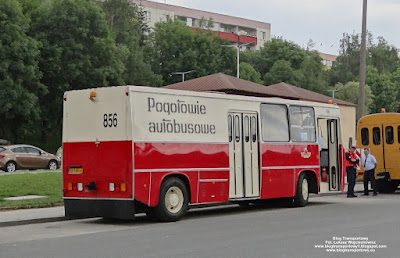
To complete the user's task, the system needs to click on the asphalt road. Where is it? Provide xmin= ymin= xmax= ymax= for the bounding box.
xmin=1 ymin=193 xmax=399 ymax=258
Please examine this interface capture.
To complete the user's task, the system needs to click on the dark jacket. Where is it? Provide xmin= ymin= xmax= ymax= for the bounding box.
xmin=345 ymin=151 xmax=359 ymax=168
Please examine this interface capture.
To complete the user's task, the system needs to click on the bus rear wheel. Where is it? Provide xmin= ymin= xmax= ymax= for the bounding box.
xmin=294 ymin=173 xmax=309 ymax=207
xmin=377 ymin=180 xmax=398 ymax=193
xmin=154 ymin=177 xmax=189 ymax=222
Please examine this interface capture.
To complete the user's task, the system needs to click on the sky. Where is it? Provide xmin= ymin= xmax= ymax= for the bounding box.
xmin=151 ymin=0 xmax=400 ymax=55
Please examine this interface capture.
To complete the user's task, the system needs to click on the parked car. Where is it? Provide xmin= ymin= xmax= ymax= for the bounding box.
xmin=0 ymin=145 xmax=61 ymax=172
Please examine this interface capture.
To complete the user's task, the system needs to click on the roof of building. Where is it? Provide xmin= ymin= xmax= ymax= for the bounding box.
xmin=165 ymin=73 xmax=355 ymax=106
xmin=136 ymin=0 xmax=270 ymax=30
xmin=319 ymin=52 xmax=337 ymax=62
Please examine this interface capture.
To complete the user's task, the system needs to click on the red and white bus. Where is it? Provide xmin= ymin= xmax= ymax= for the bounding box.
xmin=63 ymin=86 xmax=345 ymax=221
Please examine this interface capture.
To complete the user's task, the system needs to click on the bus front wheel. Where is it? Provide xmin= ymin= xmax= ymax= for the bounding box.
xmin=154 ymin=177 xmax=189 ymax=222
xmin=294 ymin=173 xmax=309 ymax=207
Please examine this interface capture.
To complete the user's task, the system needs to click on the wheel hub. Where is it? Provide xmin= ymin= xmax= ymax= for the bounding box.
xmin=169 ymin=193 xmax=179 ymax=207
xmin=302 ymin=179 xmax=308 ymax=200
xmin=7 ymin=163 xmax=15 ymax=172
xmin=165 ymin=186 xmax=184 ymax=214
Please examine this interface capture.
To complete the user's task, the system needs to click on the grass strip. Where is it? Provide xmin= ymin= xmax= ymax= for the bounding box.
xmin=0 ymin=172 xmax=62 ymax=210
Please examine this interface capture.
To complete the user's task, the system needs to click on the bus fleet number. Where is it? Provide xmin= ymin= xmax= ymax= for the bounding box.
xmin=103 ymin=113 xmax=118 ymax=128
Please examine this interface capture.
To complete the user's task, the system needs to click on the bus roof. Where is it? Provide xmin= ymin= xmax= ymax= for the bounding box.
xmin=127 ymin=85 xmax=340 ymax=110
xmin=358 ymin=113 xmax=400 ymax=126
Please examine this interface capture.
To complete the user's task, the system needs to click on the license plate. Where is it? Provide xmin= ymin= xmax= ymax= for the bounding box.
xmin=68 ymin=167 xmax=83 ymax=174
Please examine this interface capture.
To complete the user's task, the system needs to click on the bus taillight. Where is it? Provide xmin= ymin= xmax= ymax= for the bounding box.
xmin=321 ymin=166 xmax=328 ymax=182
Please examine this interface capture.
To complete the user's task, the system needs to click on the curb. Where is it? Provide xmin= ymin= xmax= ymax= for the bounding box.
xmin=314 ymin=190 xmax=364 ymax=197
xmin=0 ymin=217 xmax=68 ymax=228
xmin=0 ymin=185 xmax=366 ymax=227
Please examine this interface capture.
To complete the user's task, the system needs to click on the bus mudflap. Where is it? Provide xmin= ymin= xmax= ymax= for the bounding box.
xmin=64 ymin=199 xmax=135 ymax=220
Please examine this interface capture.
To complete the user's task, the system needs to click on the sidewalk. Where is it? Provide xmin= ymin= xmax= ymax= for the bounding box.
xmin=0 ymin=183 xmax=366 ymax=227
xmin=0 ymin=206 xmax=65 ymax=227
xmin=318 ymin=181 xmax=365 ymax=196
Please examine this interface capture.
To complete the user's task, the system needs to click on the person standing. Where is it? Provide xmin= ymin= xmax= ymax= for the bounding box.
xmin=362 ymin=148 xmax=378 ymax=196
xmin=345 ymin=145 xmax=359 ymax=198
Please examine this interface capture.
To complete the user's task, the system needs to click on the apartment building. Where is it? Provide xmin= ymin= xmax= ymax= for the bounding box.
xmin=135 ymin=0 xmax=271 ymax=50
xmin=319 ymin=53 xmax=337 ymax=70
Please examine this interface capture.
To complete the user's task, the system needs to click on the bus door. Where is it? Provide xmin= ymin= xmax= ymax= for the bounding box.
xmin=327 ymin=119 xmax=339 ymax=190
xmin=228 ymin=112 xmax=260 ymax=199
xmin=318 ymin=118 xmax=340 ymax=191
xmin=383 ymin=124 xmax=400 ymax=172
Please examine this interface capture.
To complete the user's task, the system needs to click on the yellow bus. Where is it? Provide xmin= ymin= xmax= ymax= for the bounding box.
xmin=357 ymin=113 xmax=400 ymax=193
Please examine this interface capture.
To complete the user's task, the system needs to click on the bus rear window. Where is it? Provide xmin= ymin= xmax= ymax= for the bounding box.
xmin=373 ymin=127 xmax=381 ymax=145
xmin=386 ymin=126 xmax=394 ymax=144
xmin=361 ymin=128 xmax=369 ymax=145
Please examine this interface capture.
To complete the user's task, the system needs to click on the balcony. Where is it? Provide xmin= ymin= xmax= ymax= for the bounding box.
xmin=238 ymin=35 xmax=257 ymax=44
xmin=189 ymin=27 xmax=257 ymax=46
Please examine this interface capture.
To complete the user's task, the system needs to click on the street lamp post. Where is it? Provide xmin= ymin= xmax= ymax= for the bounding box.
xmin=171 ymin=70 xmax=195 ymax=82
xmin=358 ymin=0 xmax=367 ymax=120
xmin=222 ymin=42 xmax=255 ymax=78
xmin=327 ymin=89 xmax=340 ymax=99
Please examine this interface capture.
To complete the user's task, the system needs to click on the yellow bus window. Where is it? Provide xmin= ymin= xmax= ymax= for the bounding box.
xmin=361 ymin=128 xmax=369 ymax=145
xmin=398 ymin=126 xmax=400 ymax=143
xmin=373 ymin=127 xmax=381 ymax=145
xmin=386 ymin=126 xmax=394 ymax=144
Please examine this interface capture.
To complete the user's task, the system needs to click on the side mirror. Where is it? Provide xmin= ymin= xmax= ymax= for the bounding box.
xmin=348 ymin=137 xmax=353 ymax=150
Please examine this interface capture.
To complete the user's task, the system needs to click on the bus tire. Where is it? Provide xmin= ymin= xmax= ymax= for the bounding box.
xmin=145 ymin=208 xmax=157 ymax=221
xmin=154 ymin=177 xmax=189 ymax=222
xmin=238 ymin=201 xmax=250 ymax=207
xmin=294 ymin=173 xmax=309 ymax=207
xmin=377 ymin=181 xmax=398 ymax=193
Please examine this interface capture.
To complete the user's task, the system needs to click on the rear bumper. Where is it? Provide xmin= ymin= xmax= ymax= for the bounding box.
xmin=64 ymin=199 xmax=135 ymax=220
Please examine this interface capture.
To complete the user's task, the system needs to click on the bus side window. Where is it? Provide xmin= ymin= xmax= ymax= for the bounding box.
xmin=373 ymin=127 xmax=381 ymax=145
xmin=251 ymin=116 xmax=257 ymax=142
xmin=361 ymin=128 xmax=369 ymax=145
xmin=235 ymin=115 xmax=240 ymax=142
xmin=398 ymin=126 xmax=400 ymax=143
xmin=244 ymin=116 xmax=249 ymax=142
xmin=260 ymin=104 xmax=289 ymax=142
xmin=289 ymin=106 xmax=316 ymax=142
xmin=386 ymin=126 xmax=394 ymax=144
xmin=228 ymin=115 xmax=232 ymax=142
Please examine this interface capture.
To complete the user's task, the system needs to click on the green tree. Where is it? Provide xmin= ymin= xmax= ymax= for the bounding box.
xmin=0 ymin=0 xmax=45 ymax=142
xmin=149 ymin=19 xmax=235 ymax=85
xmin=327 ymin=32 xmax=399 ymax=86
xmin=239 ymin=62 xmax=262 ymax=84
xmin=244 ymin=38 xmax=308 ymax=76
xmin=333 ymin=81 xmax=374 ymax=118
xmin=26 ymin=0 xmax=125 ymax=145
xmin=327 ymin=33 xmax=365 ymax=85
xmin=241 ymin=38 xmax=326 ymax=92
xmin=263 ymin=60 xmax=298 ymax=86
xmin=101 ymin=0 xmax=162 ymax=86
xmin=297 ymin=51 xmax=328 ymax=93
xmin=366 ymin=66 xmax=399 ymax=113
xmin=369 ymin=36 xmax=400 ymax=74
